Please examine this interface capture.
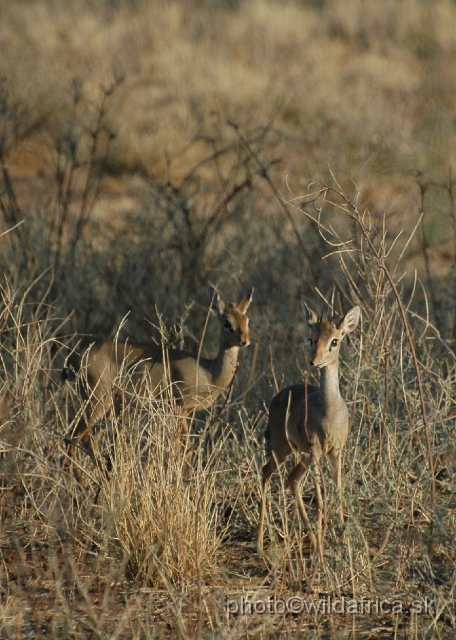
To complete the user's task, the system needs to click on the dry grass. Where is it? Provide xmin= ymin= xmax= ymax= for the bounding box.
xmin=1 ymin=0 xmax=456 ymax=637
xmin=2 ymin=0 xmax=456 ymax=204
xmin=1 ymin=185 xmax=456 ymax=636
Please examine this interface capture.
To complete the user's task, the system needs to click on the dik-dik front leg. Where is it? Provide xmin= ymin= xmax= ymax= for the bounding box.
xmin=328 ymin=447 xmax=344 ymax=522
xmin=65 ymin=391 xmax=113 ymax=483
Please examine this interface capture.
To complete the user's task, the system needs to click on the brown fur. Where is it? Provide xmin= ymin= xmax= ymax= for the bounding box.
xmin=65 ymin=287 xmax=253 ymax=479
xmin=257 ymin=304 xmax=360 ymax=559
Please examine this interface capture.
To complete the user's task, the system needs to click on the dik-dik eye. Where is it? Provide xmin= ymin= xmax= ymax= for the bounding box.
xmin=224 ymin=320 xmax=234 ymax=332
xmin=330 ymin=338 xmax=338 ymax=348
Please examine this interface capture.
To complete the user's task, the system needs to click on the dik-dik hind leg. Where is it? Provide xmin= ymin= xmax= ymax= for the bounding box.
xmin=288 ymin=459 xmax=319 ymax=553
xmin=288 ymin=453 xmax=324 ymax=560
xmin=256 ymin=456 xmax=277 ymax=553
xmin=311 ymin=453 xmax=324 ymax=562
xmin=256 ymin=436 xmax=293 ymax=553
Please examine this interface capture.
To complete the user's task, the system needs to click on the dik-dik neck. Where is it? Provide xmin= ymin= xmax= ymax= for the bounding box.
xmin=318 ymin=362 xmax=343 ymax=410
xmin=208 ymin=341 xmax=240 ymax=389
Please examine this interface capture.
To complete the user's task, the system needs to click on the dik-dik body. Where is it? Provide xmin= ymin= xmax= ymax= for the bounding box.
xmin=65 ymin=287 xmax=253 ymax=469
xmin=257 ymin=304 xmax=360 ymax=558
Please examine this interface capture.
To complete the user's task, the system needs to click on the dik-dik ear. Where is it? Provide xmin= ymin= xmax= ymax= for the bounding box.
xmin=338 ymin=305 xmax=361 ymax=337
xmin=237 ymin=288 xmax=254 ymax=314
xmin=304 ymin=302 xmax=319 ymax=328
xmin=209 ymin=285 xmax=225 ymax=316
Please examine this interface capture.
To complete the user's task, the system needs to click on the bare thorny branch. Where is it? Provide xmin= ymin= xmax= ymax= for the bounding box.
xmin=316 ymin=182 xmax=437 ymax=507
xmin=233 ymin=124 xmax=438 ymax=508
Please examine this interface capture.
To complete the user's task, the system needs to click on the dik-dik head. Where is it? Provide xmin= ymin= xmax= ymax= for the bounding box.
xmin=210 ymin=286 xmax=253 ymax=348
xmin=305 ymin=304 xmax=360 ymax=368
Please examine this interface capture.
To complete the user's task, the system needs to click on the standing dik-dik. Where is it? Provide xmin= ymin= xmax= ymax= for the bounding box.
xmin=257 ymin=304 xmax=360 ymax=558
xmin=65 ymin=286 xmax=253 ymax=468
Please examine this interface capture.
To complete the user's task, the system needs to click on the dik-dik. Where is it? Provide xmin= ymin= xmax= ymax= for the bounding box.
xmin=257 ymin=304 xmax=360 ymax=558
xmin=65 ymin=287 xmax=253 ymax=474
